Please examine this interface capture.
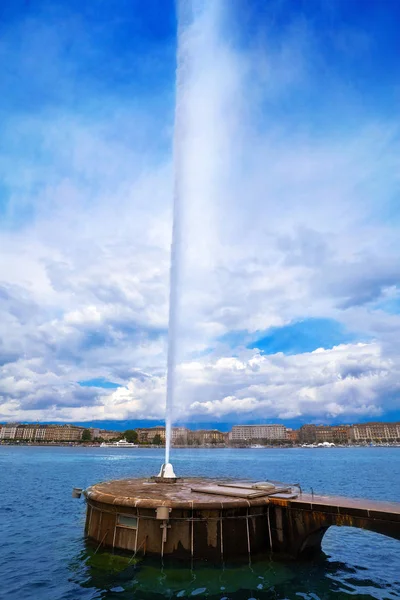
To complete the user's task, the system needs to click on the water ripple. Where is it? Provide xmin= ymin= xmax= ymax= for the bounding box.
xmin=0 ymin=446 xmax=399 ymax=600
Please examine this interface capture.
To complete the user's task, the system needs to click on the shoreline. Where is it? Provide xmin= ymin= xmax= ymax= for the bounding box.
xmin=1 ymin=442 xmax=399 ymax=449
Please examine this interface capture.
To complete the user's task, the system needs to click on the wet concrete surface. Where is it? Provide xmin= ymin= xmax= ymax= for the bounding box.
xmin=86 ymin=478 xmax=400 ymax=518
xmin=85 ymin=477 xmax=275 ymax=509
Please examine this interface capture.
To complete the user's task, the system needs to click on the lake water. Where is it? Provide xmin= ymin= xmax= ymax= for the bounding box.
xmin=0 ymin=446 xmax=399 ymax=600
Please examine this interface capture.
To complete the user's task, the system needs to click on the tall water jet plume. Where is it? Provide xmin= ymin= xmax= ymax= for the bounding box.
xmin=162 ymin=0 xmax=239 ymax=473
xmin=163 ymin=0 xmax=190 ymax=469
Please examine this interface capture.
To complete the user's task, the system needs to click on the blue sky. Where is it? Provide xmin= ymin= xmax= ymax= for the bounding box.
xmin=248 ymin=318 xmax=358 ymax=355
xmin=0 ymin=0 xmax=400 ymax=427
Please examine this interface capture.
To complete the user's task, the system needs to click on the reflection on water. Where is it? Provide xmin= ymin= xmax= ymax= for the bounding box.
xmin=69 ymin=540 xmax=400 ymax=600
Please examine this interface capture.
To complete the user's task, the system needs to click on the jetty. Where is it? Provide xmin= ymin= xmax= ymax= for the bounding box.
xmin=267 ymin=491 xmax=400 ymax=557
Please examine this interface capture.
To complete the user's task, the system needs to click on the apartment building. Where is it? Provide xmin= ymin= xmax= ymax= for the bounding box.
xmin=188 ymin=429 xmax=226 ymax=445
xmin=43 ymin=425 xmax=85 ymax=442
xmin=35 ymin=427 xmax=47 ymax=441
xmin=137 ymin=426 xmax=166 ymax=444
xmin=172 ymin=427 xmax=189 ymax=445
xmin=298 ymin=424 xmax=317 ymax=443
xmin=0 ymin=425 xmax=18 ymax=439
xmin=315 ymin=425 xmax=351 ymax=443
xmin=99 ymin=430 xmax=121 ymax=441
xmin=15 ymin=425 xmax=40 ymax=441
xmin=230 ymin=424 xmax=287 ymax=441
xmin=351 ymin=422 xmax=400 ymax=442
xmin=0 ymin=423 xmax=116 ymax=443
xmin=286 ymin=429 xmax=299 ymax=443
xmin=8 ymin=424 xmax=85 ymax=442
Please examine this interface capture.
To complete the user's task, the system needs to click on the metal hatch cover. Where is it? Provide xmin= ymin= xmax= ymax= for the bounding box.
xmin=217 ymin=481 xmax=276 ymax=491
xmin=215 ymin=482 xmax=293 ymax=496
xmin=190 ymin=485 xmax=271 ymax=499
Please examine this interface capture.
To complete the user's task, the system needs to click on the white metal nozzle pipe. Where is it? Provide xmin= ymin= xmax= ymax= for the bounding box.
xmin=157 ymin=463 xmax=177 ymax=479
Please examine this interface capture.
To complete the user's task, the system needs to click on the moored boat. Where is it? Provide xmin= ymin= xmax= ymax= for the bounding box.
xmin=100 ymin=438 xmax=138 ymax=448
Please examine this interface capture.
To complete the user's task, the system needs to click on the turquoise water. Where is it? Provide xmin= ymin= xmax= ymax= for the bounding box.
xmin=0 ymin=446 xmax=399 ymax=600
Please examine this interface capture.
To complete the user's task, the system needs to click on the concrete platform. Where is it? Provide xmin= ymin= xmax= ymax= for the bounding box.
xmin=84 ymin=477 xmax=275 ymax=560
xmin=84 ymin=478 xmax=400 ymax=561
xmin=86 ymin=477 xmax=280 ymax=509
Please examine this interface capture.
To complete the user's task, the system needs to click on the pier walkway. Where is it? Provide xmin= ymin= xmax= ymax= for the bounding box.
xmin=268 ymin=492 xmax=400 ymax=557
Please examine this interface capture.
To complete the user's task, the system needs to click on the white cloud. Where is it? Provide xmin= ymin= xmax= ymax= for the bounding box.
xmin=3 ymin=341 xmax=392 ymax=423
xmin=0 ymin=0 xmax=400 ymax=424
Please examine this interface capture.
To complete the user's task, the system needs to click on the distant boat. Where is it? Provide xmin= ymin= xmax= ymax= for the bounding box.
xmin=100 ymin=439 xmax=138 ymax=448
xmin=250 ymin=444 xmax=264 ymax=448
xmin=301 ymin=442 xmax=335 ymax=448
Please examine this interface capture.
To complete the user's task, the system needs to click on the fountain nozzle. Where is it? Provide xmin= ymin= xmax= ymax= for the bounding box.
xmin=155 ymin=462 xmax=178 ymax=483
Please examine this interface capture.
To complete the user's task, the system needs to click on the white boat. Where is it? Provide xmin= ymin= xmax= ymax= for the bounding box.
xmin=301 ymin=442 xmax=335 ymax=448
xmin=100 ymin=438 xmax=138 ymax=448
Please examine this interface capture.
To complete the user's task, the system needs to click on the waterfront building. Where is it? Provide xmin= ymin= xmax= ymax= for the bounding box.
xmin=188 ymin=429 xmax=226 ymax=445
xmin=15 ymin=425 xmax=40 ymax=441
xmin=21 ymin=426 xmax=39 ymax=440
xmin=286 ymin=429 xmax=299 ymax=443
xmin=172 ymin=427 xmax=189 ymax=445
xmin=47 ymin=425 xmax=85 ymax=441
xmin=0 ymin=424 xmax=18 ymax=440
xmin=351 ymin=422 xmax=400 ymax=442
xmin=315 ymin=425 xmax=351 ymax=444
xmin=230 ymin=424 xmax=287 ymax=442
xmin=89 ymin=428 xmax=101 ymax=439
xmin=98 ymin=430 xmax=121 ymax=441
xmin=35 ymin=427 xmax=47 ymax=441
xmin=0 ymin=423 xmax=87 ymax=442
xmin=137 ymin=426 xmax=166 ymax=444
xmin=298 ymin=424 xmax=317 ymax=444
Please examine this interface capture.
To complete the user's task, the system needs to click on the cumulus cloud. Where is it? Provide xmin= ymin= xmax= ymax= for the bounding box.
xmin=3 ymin=341 xmax=391 ymax=424
xmin=0 ymin=0 xmax=399 ymax=424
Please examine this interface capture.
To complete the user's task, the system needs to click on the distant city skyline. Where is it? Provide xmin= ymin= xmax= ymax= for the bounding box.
xmin=1 ymin=420 xmax=399 ymax=445
xmin=1 ymin=0 xmax=400 ymax=425
xmin=1 ymin=416 xmax=400 ymax=434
